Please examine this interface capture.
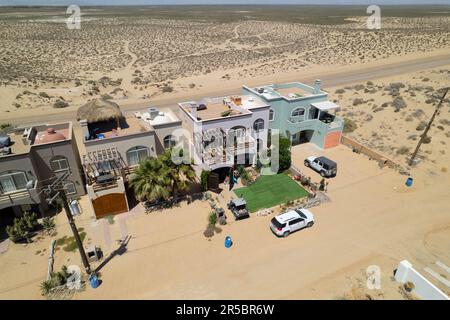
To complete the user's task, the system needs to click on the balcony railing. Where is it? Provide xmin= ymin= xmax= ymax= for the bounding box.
xmin=0 ymin=180 xmax=39 ymax=207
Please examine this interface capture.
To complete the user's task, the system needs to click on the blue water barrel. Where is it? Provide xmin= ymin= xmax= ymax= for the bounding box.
xmin=224 ymin=236 xmax=232 ymax=248
xmin=89 ymin=274 xmax=99 ymax=289
xmin=405 ymin=177 xmax=413 ymax=187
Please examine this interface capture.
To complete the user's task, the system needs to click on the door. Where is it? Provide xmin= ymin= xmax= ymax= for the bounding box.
xmin=288 ymin=218 xmax=306 ymax=232
xmin=312 ymin=159 xmax=321 ymax=171
xmin=92 ymin=193 xmax=128 ymax=219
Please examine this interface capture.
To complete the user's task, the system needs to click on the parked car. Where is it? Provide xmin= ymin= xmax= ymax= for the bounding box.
xmin=304 ymin=156 xmax=337 ymax=178
xmin=270 ymin=208 xmax=315 ymax=237
xmin=227 ymin=198 xmax=250 ymax=220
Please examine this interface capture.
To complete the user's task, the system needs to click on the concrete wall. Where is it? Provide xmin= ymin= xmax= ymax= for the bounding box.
xmin=152 ymin=121 xmax=182 ymax=154
xmin=31 ymin=139 xmax=85 ymax=198
xmin=395 ymin=260 xmax=449 ymax=300
xmin=341 ymin=135 xmax=398 ymax=168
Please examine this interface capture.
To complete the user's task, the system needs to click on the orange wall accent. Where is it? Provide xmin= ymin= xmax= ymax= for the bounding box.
xmin=324 ymin=131 xmax=341 ymax=149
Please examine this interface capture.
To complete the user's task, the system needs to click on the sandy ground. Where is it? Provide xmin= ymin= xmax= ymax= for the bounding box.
xmin=1 ymin=144 xmax=449 ymax=300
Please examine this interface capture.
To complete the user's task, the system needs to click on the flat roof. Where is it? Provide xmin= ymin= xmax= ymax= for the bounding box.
xmin=244 ymin=81 xmax=327 ymax=101
xmin=179 ymin=95 xmax=268 ymax=122
xmin=1 ymin=122 xmax=72 ymax=157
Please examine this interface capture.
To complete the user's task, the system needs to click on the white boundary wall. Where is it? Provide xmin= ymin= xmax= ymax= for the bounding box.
xmin=395 ymin=260 xmax=449 ymax=300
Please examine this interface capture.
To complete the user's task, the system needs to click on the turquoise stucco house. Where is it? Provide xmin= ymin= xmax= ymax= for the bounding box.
xmin=242 ymin=80 xmax=344 ymax=149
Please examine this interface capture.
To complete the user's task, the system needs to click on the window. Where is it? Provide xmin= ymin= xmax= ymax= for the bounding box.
xmin=289 ymin=218 xmax=303 ymax=225
xmin=253 ymin=118 xmax=264 ymax=132
xmin=291 ymin=108 xmax=305 ymax=117
xmin=50 ymin=156 xmax=69 ymax=172
xmin=126 ymin=146 xmax=150 ymax=166
xmin=64 ymin=182 xmax=76 ymax=195
xmin=0 ymin=170 xmax=29 ymax=193
xmin=163 ymin=135 xmax=176 ymax=149
xmin=269 ymin=109 xmax=274 ymax=121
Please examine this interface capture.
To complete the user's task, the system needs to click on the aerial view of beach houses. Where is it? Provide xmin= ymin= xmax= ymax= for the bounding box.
xmin=0 ymin=2 xmax=450 ymax=303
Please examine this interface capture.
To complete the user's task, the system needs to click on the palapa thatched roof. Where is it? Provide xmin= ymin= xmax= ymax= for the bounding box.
xmin=77 ymin=99 xmax=123 ymax=123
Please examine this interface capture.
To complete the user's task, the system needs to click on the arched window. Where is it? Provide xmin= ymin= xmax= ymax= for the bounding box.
xmin=291 ymin=108 xmax=305 ymax=117
xmin=50 ymin=155 xmax=69 ymax=172
xmin=163 ymin=135 xmax=176 ymax=149
xmin=269 ymin=109 xmax=274 ymax=121
xmin=0 ymin=170 xmax=29 ymax=193
xmin=126 ymin=146 xmax=150 ymax=166
xmin=253 ymin=118 xmax=264 ymax=132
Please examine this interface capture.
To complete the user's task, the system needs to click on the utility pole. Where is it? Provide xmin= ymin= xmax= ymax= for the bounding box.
xmin=43 ymin=171 xmax=92 ymax=274
xmin=409 ymin=88 xmax=449 ymax=166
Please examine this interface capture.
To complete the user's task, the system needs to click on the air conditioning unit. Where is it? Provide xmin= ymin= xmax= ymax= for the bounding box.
xmin=148 ymin=107 xmax=159 ymax=120
xmin=22 ymin=127 xmax=33 ymax=145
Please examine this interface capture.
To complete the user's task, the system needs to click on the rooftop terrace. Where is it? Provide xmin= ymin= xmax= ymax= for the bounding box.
xmin=179 ymin=95 xmax=268 ymax=121
xmin=0 ymin=123 xmax=72 ymax=157
xmin=83 ymin=107 xmax=179 ymax=143
xmin=244 ymin=81 xmax=326 ymax=101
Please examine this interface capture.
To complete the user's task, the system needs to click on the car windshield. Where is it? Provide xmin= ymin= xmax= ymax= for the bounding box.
xmin=271 ymin=217 xmax=286 ymax=228
xmin=295 ymin=209 xmax=307 ymax=219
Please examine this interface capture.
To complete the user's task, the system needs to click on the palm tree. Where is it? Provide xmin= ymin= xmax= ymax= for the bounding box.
xmin=129 ymin=157 xmax=171 ymax=202
xmin=159 ymin=148 xmax=196 ymax=197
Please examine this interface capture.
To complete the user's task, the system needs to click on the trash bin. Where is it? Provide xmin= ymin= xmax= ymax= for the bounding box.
xmin=405 ymin=177 xmax=413 ymax=187
xmin=224 ymin=236 xmax=232 ymax=248
xmin=89 ymin=274 xmax=99 ymax=289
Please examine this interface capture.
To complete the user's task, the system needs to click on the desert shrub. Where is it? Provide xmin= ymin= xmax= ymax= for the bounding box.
xmin=354 ymin=84 xmax=365 ymax=91
xmin=0 ymin=123 xmax=11 ymax=130
xmin=40 ymin=265 xmax=73 ymax=296
xmin=396 ymin=146 xmax=410 ymax=155
xmin=422 ymin=136 xmax=432 ymax=144
xmin=353 ymin=98 xmax=364 ymax=106
xmin=101 ymin=94 xmax=113 ymax=100
xmin=203 ymin=225 xmax=214 ymax=238
xmin=161 ymin=84 xmax=173 ymax=93
xmin=343 ymin=118 xmax=358 ymax=133
xmin=416 ymin=121 xmax=427 ymax=131
xmin=335 ymin=88 xmax=345 ymax=94
xmin=53 ymin=99 xmax=68 ymax=108
xmin=42 ymin=217 xmax=56 ymax=235
xmin=39 ymin=92 xmax=50 ymax=99
xmin=392 ymin=97 xmax=407 ymax=111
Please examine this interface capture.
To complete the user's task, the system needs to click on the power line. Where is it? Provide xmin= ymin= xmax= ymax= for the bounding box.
xmin=409 ymin=88 xmax=449 ymax=167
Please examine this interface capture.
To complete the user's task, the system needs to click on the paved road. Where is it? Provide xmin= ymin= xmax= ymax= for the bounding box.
xmin=8 ymin=52 xmax=450 ymax=126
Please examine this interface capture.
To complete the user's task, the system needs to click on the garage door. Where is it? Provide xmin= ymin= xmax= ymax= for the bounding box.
xmin=92 ymin=193 xmax=128 ymax=219
xmin=324 ymin=131 xmax=342 ymax=149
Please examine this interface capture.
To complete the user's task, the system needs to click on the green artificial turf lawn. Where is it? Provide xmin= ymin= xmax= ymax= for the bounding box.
xmin=234 ymin=173 xmax=309 ymax=213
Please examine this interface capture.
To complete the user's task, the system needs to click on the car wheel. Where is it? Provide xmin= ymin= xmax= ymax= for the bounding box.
xmin=320 ymin=171 xmax=326 ymax=177
xmin=283 ymin=231 xmax=290 ymax=238
xmin=307 ymin=221 xmax=314 ymax=228
xmin=304 ymin=160 xmax=310 ymax=167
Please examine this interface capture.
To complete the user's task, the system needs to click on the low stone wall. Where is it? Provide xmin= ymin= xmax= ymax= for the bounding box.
xmin=340 ymin=135 xmax=398 ymax=169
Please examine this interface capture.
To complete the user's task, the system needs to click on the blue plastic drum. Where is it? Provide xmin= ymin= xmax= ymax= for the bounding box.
xmin=405 ymin=177 xmax=413 ymax=187
xmin=224 ymin=236 xmax=232 ymax=248
xmin=89 ymin=274 xmax=99 ymax=289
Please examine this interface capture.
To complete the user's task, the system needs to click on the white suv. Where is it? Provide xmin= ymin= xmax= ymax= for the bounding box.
xmin=270 ymin=209 xmax=315 ymax=237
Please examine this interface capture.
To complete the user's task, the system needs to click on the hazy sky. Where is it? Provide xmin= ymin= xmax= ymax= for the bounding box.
xmin=1 ymin=0 xmax=449 ymax=6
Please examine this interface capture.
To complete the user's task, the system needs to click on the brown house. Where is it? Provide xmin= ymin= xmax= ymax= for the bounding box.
xmin=0 ymin=122 xmax=85 ymax=229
